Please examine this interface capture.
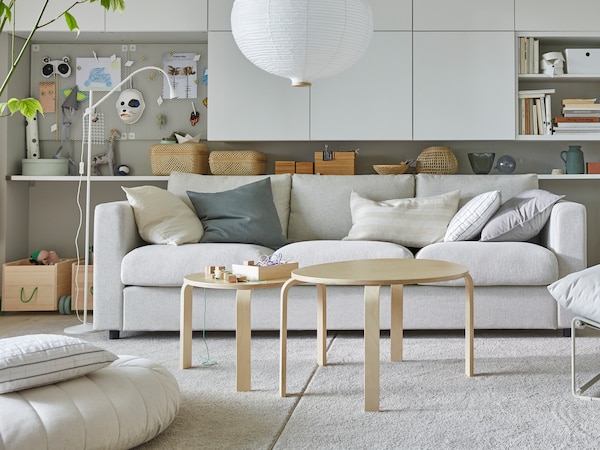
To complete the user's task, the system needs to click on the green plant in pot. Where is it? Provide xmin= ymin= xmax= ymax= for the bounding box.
xmin=0 ymin=0 xmax=125 ymax=119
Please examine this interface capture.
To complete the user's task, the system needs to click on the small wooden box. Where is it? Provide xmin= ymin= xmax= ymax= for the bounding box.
xmin=275 ymin=160 xmax=296 ymax=174
xmin=314 ymin=151 xmax=355 ymax=175
xmin=295 ymin=162 xmax=314 ymax=174
xmin=587 ymin=162 xmax=600 ymax=174
xmin=2 ymin=258 xmax=76 ymax=311
xmin=150 ymin=143 xmax=209 ymax=175
xmin=71 ymin=261 xmax=93 ymax=311
xmin=231 ymin=262 xmax=298 ymax=281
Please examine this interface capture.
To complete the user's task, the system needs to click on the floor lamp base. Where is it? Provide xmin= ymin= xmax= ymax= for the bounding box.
xmin=64 ymin=322 xmax=94 ymax=334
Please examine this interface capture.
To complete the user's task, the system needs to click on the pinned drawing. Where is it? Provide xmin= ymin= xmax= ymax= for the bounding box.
xmin=76 ymin=57 xmax=122 ymax=91
xmin=163 ymin=52 xmax=198 ymax=99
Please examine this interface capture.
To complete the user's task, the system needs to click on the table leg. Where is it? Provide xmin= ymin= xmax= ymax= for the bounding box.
xmin=236 ymin=289 xmax=252 ymax=392
xmin=364 ymin=285 xmax=381 ymax=412
xmin=180 ymin=282 xmax=194 ymax=369
xmin=317 ymin=284 xmax=327 ymax=366
xmin=280 ymin=278 xmax=299 ymax=397
xmin=464 ymin=274 xmax=474 ymax=377
xmin=390 ymin=284 xmax=403 ymax=362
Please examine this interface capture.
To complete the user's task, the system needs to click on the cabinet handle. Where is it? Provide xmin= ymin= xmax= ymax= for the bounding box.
xmin=20 ymin=287 xmax=38 ymax=303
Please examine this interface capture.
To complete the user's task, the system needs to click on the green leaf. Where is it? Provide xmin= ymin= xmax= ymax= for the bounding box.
xmin=64 ymin=12 xmax=80 ymax=36
xmin=97 ymin=0 xmax=125 ymax=12
xmin=3 ymin=98 xmax=43 ymax=119
xmin=0 ymin=2 xmax=11 ymax=23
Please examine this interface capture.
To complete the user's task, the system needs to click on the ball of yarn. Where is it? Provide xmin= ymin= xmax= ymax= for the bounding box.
xmin=117 ymin=164 xmax=130 ymax=176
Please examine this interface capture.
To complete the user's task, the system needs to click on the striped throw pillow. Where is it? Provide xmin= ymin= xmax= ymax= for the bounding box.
xmin=444 ymin=190 xmax=501 ymax=241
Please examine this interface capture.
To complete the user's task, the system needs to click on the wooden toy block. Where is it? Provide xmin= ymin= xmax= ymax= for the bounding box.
xmin=225 ymin=273 xmax=238 ymax=283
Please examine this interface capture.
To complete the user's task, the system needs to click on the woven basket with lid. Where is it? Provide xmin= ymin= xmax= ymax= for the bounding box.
xmin=416 ymin=146 xmax=458 ymax=174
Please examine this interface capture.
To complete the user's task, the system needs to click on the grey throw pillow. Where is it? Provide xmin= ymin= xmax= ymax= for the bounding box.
xmin=480 ymin=189 xmax=564 ymax=242
xmin=187 ymin=178 xmax=288 ymax=249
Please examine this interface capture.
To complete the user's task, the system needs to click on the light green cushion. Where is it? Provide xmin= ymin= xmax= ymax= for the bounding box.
xmin=343 ymin=190 xmax=460 ymax=248
xmin=187 ymin=178 xmax=288 ymax=249
xmin=122 ymin=185 xmax=203 ymax=245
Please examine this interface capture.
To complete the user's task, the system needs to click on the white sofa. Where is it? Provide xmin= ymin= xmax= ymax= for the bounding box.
xmin=93 ymin=173 xmax=587 ymax=339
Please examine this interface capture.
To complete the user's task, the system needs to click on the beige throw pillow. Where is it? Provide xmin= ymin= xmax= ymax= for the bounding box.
xmin=122 ymin=185 xmax=203 ymax=245
xmin=343 ymin=190 xmax=460 ymax=248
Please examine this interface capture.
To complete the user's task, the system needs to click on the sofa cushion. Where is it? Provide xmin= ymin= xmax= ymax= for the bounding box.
xmin=444 ymin=190 xmax=501 ymax=241
xmin=187 ymin=178 xmax=288 ymax=249
xmin=343 ymin=190 xmax=460 ymax=248
xmin=415 ymin=173 xmax=539 ymax=207
xmin=416 ymin=241 xmax=559 ymax=286
xmin=0 ymin=334 xmax=118 ymax=394
xmin=278 ymin=240 xmax=414 ymax=266
xmin=548 ymin=264 xmax=600 ymax=322
xmin=122 ymin=243 xmax=275 ymax=286
xmin=168 ymin=172 xmax=292 ymax=236
xmin=122 ymin=185 xmax=203 ymax=245
xmin=288 ymin=174 xmax=415 ymax=241
xmin=480 ymin=189 xmax=564 ymax=242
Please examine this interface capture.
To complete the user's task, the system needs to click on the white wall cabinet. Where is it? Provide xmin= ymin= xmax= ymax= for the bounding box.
xmin=413 ymin=32 xmax=515 ymax=140
xmin=414 ymin=0 xmax=514 ymax=31
xmin=311 ymin=32 xmax=412 ymax=141
xmin=207 ymin=32 xmax=310 ymax=141
xmin=105 ymin=0 xmax=207 ymax=32
xmin=516 ymin=0 xmax=600 ymax=32
xmin=12 ymin=0 xmax=104 ymax=34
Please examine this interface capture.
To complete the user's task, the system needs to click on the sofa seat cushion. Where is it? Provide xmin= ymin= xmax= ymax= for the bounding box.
xmin=278 ymin=240 xmax=414 ymax=267
xmin=416 ymin=241 xmax=558 ymax=286
xmin=122 ymin=243 xmax=275 ymax=286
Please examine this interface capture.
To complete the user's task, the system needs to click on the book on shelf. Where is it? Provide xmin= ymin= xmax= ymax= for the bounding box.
xmin=563 ymin=111 xmax=600 ymax=117
xmin=554 ymin=122 xmax=600 ymax=128
xmin=562 ymin=98 xmax=597 ymax=105
xmin=519 ymin=37 xmax=539 ymax=74
xmin=519 ymin=91 xmax=553 ymax=135
xmin=518 ymin=88 xmax=556 ymax=97
xmin=555 ymin=116 xmax=600 ymax=122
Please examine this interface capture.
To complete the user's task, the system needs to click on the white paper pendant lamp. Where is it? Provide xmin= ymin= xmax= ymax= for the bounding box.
xmin=231 ymin=0 xmax=374 ymax=87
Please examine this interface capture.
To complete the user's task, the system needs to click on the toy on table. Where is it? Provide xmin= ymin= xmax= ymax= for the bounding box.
xmin=30 ymin=250 xmax=60 ymax=265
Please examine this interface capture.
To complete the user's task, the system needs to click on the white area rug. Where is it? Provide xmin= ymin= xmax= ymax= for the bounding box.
xmin=3 ymin=315 xmax=600 ymax=449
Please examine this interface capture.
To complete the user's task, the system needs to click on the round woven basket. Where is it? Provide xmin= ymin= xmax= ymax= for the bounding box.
xmin=373 ymin=164 xmax=410 ymax=175
xmin=416 ymin=146 xmax=458 ymax=174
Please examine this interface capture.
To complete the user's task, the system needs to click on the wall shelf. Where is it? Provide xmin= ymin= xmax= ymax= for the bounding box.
xmin=6 ymin=176 xmax=168 ymax=182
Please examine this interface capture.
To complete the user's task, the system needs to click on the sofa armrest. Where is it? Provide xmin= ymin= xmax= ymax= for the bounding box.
xmin=540 ymin=200 xmax=587 ymax=278
xmin=93 ymin=201 xmax=145 ymax=332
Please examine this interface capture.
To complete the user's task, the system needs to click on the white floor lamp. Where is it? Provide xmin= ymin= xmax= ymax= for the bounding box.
xmin=65 ymin=66 xmax=177 ymax=334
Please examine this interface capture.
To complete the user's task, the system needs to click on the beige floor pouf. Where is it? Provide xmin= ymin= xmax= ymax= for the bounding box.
xmin=0 ymin=335 xmax=180 ymax=449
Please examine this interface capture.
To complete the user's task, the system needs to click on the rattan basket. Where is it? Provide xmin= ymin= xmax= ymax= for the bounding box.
xmin=416 ymin=146 xmax=458 ymax=174
xmin=209 ymin=150 xmax=266 ymax=175
xmin=150 ymin=143 xmax=208 ymax=175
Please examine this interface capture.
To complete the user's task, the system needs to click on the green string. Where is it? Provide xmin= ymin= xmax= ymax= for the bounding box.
xmin=20 ymin=287 xmax=38 ymax=303
xmin=199 ymin=288 xmax=217 ymax=367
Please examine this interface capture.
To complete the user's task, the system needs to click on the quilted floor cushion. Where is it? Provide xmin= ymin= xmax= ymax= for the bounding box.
xmin=0 ymin=355 xmax=180 ymax=450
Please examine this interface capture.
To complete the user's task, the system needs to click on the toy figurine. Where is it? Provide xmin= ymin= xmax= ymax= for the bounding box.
xmin=30 ymin=249 xmax=60 ymax=265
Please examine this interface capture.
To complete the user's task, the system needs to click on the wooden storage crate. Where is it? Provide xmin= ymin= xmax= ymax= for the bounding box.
xmin=275 ymin=160 xmax=296 ymax=174
xmin=314 ymin=151 xmax=355 ymax=175
xmin=209 ymin=150 xmax=266 ymax=175
xmin=150 ymin=142 xmax=209 ymax=175
xmin=71 ymin=260 xmax=94 ymax=311
xmin=2 ymin=258 xmax=77 ymax=311
xmin=231 ymin=262 xmax=298 ymax=281
xmin=295 ymin=162 xmax=314 ymax=174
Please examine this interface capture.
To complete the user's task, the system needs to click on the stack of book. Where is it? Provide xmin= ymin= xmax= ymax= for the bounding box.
xmin=519 ymin=37 xmax=540 ymax=74
xmin=554 ymin=98 xmax=600 ymax=134
xmin=518 ymin=88 xmax=554 ymax=135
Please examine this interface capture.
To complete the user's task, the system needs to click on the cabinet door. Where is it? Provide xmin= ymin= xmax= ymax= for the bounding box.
xmin=208 ymin=0 xmax=234 ymax=31
xmin=105 ymin=0 xmax=207 ymax=32
xmin=413 ymin=32 xmax=515 ymax=140
xmin=311 ymin=32 xmax=412 ymax=141
xmin=516 ymin=0 xmax=600 ymax=31
xmin=370 ymin=0 xmax=411 ymax=31
xmin=12 ymin=0 xmax=104 ymax=33
xmin=207 ymin=32 xmax=309 ymax=141
xmin=414 ymin=0 xmax=514 ymax=31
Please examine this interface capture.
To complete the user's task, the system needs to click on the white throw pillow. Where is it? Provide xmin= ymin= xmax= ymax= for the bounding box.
xmin=122 ymin=185 xmax=203 ymax=245
xmin=548 ymin=265 xmax=600 ymax=323
xmin=480 ymin=189 xmax=564 ymax=242
xmin=0 ymin=334 xmax=118 ymax=394
xmin=343 ymin=190 xmax=460 ymax=248
xmin=444 ymin=190 xmax=501 ymax=241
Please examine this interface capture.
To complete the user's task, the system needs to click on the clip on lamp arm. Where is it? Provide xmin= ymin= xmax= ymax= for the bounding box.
xmin=65 ymin=66 xmax=177 ymax=335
